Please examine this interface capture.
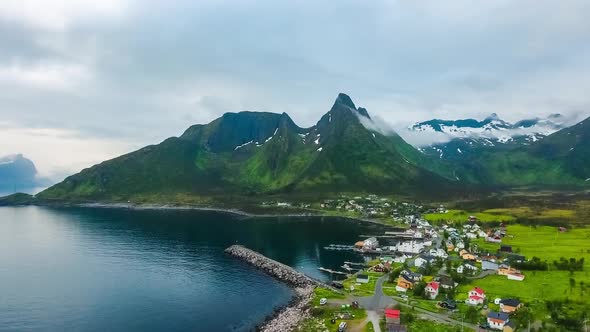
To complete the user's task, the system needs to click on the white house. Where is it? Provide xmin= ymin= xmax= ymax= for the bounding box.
xmin=465 ymin=287 xmax=486 ymax=305
xmin=414 ymin=255 xmax=435 ymax=268
xmin=456 ymin=265 xmax=464 ymax=274
xmin=424 ymin=281 xmax=440 ymax=299
xmin=487 ymin=311 xmax=509 ymax=330
xmin=356 ymin=274 xmax=370 ymax=284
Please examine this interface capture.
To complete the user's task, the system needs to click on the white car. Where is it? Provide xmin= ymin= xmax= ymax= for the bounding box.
xmin=338 ymin=321 xmax=347 ymax=332
xmin=319 ymin=298 xmax=327 ymax=305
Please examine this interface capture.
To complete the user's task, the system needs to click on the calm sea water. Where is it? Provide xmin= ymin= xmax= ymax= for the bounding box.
xmin=0 ymin=206 xmax=382 ymax=331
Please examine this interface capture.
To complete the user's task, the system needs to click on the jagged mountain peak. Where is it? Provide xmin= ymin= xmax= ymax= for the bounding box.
xmin=333 ymin=93 xmax=356 ymax=110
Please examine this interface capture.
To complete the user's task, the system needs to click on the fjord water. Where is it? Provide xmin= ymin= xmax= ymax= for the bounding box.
xmin=0 ymin=206 xmax=381 ymax=331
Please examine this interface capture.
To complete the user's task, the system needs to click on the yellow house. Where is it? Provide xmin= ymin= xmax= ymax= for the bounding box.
xmin=498 ymin=265 xmax=519 ymax=276
xmin=461 ymin=252 xmax=477 ymax=260
xmin=447 ymin=244 xmax=455 ymax=252
xmin=395 ymin=276 xmax=414 ymax=292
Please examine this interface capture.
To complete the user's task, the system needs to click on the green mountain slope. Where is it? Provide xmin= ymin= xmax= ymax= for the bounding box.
xmin=38 ymin=94 xmax=457 ymax=201
xmin=448 ymin=116 xmax=590 ymax=186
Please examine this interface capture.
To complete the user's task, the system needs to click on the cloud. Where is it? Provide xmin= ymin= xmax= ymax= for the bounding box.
xmin=0 ymin=61 xmax=91 ymax=90
xmin=0 ymin=0 xmax=589 ymax=176
xmin=0 ymin=0 xmax=128 ymax=30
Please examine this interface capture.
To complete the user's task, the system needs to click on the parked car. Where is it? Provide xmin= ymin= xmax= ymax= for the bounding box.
xmin=438 ymin=299 xmax=457 ymax=310
xmin=338 ymin=321 xmax=347 ymax=332
xmin=331 ymin=282 xmax=344 ymax=289
xmin=319 ymin=298 xmax=327 ymax=305
xmin=351 ymin=301 xmax=359 ymax=308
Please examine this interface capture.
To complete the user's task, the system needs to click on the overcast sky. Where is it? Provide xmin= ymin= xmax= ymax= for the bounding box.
xmin=1 ymin=0 xmax=590 ymax=180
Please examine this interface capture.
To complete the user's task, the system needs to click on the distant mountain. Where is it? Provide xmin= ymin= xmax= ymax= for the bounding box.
xmin=436 ymin=116 xmax=590 ymax=185
xmin=0 ymin=154 xmax=45 ymax=193
xmin=409 ymin=113 xmax=568 ymax=161
xmin=38 ymin=94 xmax=459 ymax=202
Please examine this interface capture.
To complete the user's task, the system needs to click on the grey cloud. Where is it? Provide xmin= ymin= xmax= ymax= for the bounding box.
xmin=1 ymin=0 xmax=590 ymax=175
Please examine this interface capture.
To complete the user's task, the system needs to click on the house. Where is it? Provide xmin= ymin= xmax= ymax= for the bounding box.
xmin=424 ymin=281 xmax=440 ymax=299
xmin=498 ymin=265 xmax=520 ymax=276
xmin=400 ymin=270 xmax=423 ymax=282
xmin=396 ymin=275 xmax=414 ymax=292
xmin=429 ymin=248 xmax=448 ymax=259
xmin=486 ymin=236 xmax=502 ymax=243
xmin=468 ymin=287 xmax=486 ymax=299
xmin=502 ymin=321 xmax=516 ymax=332
xmin=458 ymin=263 xmax=476 ymax=274
xmin=384 ymin=308 xmax=400 ymax=324
xmin=507 ymin=273 xmax=525 ymax=281
xmin=499 ymin=245 xmax=513 ymax=253
xmin=363 ymin=237 xmax=379 ymax=250
xmin=466 ymin=232 xmax=478 ymax=239
xmin=466 ymin=295 xmax=485 ymax=305
xmin=459 ymin=249 xmax=469 ymax=256
xmin=414 ymin=254 xmax=436 ymax=268
xmin=455 ymin=241 xmax=466 ymax=250
xmin=461 ymin=252 xmax=477 ymax=261
xmin=438 ymin=276 xmax=457 ymax=289
xmin=506 ymin=254 xmax=526 ymax=263
xmin=356 ymin=274 xmax=370 ymax=284
xmin=446 ymin=243 xmax=455 ymax=252
xmin=465 ymin=287 xmax=486 ymax=305
xmin=499 ymin=299 xmax=523 ymax=313
xmin=482 ymin=260 xmax=499 ymax=271
xmin=487 ymin=311 xmax=510 ymax=330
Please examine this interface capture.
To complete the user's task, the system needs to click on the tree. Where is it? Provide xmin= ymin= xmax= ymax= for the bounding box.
xmin=465 ymin=306 xmax=480 ymax=324
xmin=570 ymin=278 xmax=576 ymax=293
xmin=413 ymin=281 xmax=426 ymax=297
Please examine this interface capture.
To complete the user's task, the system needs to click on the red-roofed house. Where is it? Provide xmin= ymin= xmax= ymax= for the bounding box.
xmin=466 ymin=295 xmax=485 ymax=305
xmin=385 ymin=309 xmax=401 ymax=324
xmin=468 ymin=287 xmax=486 ymax=298
xmin=424 ymin=281 xmax=440 ymax=299
xmin=465 ymin=287 xmax=486 ymax=305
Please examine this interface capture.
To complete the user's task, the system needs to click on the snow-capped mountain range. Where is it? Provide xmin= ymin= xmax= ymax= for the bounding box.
xmin=410 ymin=113 xmax=566 ymax=143
xmin=407 ymin=114 xmax=569 ymax=159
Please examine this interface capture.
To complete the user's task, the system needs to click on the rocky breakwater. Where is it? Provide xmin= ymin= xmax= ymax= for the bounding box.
xmin=225 ymin=245 xmax=321 ymax=332
xmin=225 ymin=245 xmax=318 ymax=287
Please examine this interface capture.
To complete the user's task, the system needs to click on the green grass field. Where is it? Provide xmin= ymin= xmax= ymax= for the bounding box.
xmin=342 ymin=271 xmax=384 ymax=296
xmin=423 ymin=209 xmax=516 ymax=224
xmin=459 ymin=224 xmax=590 ymax=323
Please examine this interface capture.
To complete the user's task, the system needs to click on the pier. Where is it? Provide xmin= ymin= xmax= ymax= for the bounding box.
xmin=225 ymin=245 xmax=318 ymax=287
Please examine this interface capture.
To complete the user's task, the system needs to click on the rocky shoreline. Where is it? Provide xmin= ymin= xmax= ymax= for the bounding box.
xmin=73 ymin=201 xmax=392 ymax=227
xmin=225 ymin=245 xmax=322 ymax=332
xmin=257 ymin=286 xmax=314 ymax=332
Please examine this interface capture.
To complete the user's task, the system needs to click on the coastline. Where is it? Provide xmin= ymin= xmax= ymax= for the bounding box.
xmin=67 ymin=202 xmax=397 ymax=227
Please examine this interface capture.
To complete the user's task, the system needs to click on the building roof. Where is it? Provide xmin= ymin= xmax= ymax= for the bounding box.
xmin=384 ymin=309 xmax=400 ymax=319
xmin=487 ymin=311 xmax=509 ymax=322
xmin=426 ymin=281 xmax=440 ymax=291
xmin=468 ymin=295 xmax=484 ymax=301
xmin=357 ymin=274 xmax=369 ymax=280
xmin=439 ymin=276 xmax=455 ymax=286
xmin=471 ymin=287 xmax=485 ymax=295
xmin=500 ymin=298 xmax=521 ymax=307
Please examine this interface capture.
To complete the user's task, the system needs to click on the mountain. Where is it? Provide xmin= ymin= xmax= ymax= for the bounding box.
xmin=409 ymin=113 xmax=568 ymax=161
xmin=37 ymin=94 xmax=458 ymax=202
xmin=437 ymin=116 xmax=590 ymax=185
xmin=0 ymin=154 xmax=45 ymax=193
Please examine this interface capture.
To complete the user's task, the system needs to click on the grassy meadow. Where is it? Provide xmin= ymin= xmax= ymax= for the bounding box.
xmin=423 ymin=209 xmax=516 ymax=224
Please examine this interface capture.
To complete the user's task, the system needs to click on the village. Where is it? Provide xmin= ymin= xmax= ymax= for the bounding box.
xmin=281 ymin=194 xmax=588 ymax=332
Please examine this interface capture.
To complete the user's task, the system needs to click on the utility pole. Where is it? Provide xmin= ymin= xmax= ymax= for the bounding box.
xmin=461 ymin=314 xmax=464 ymax=332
